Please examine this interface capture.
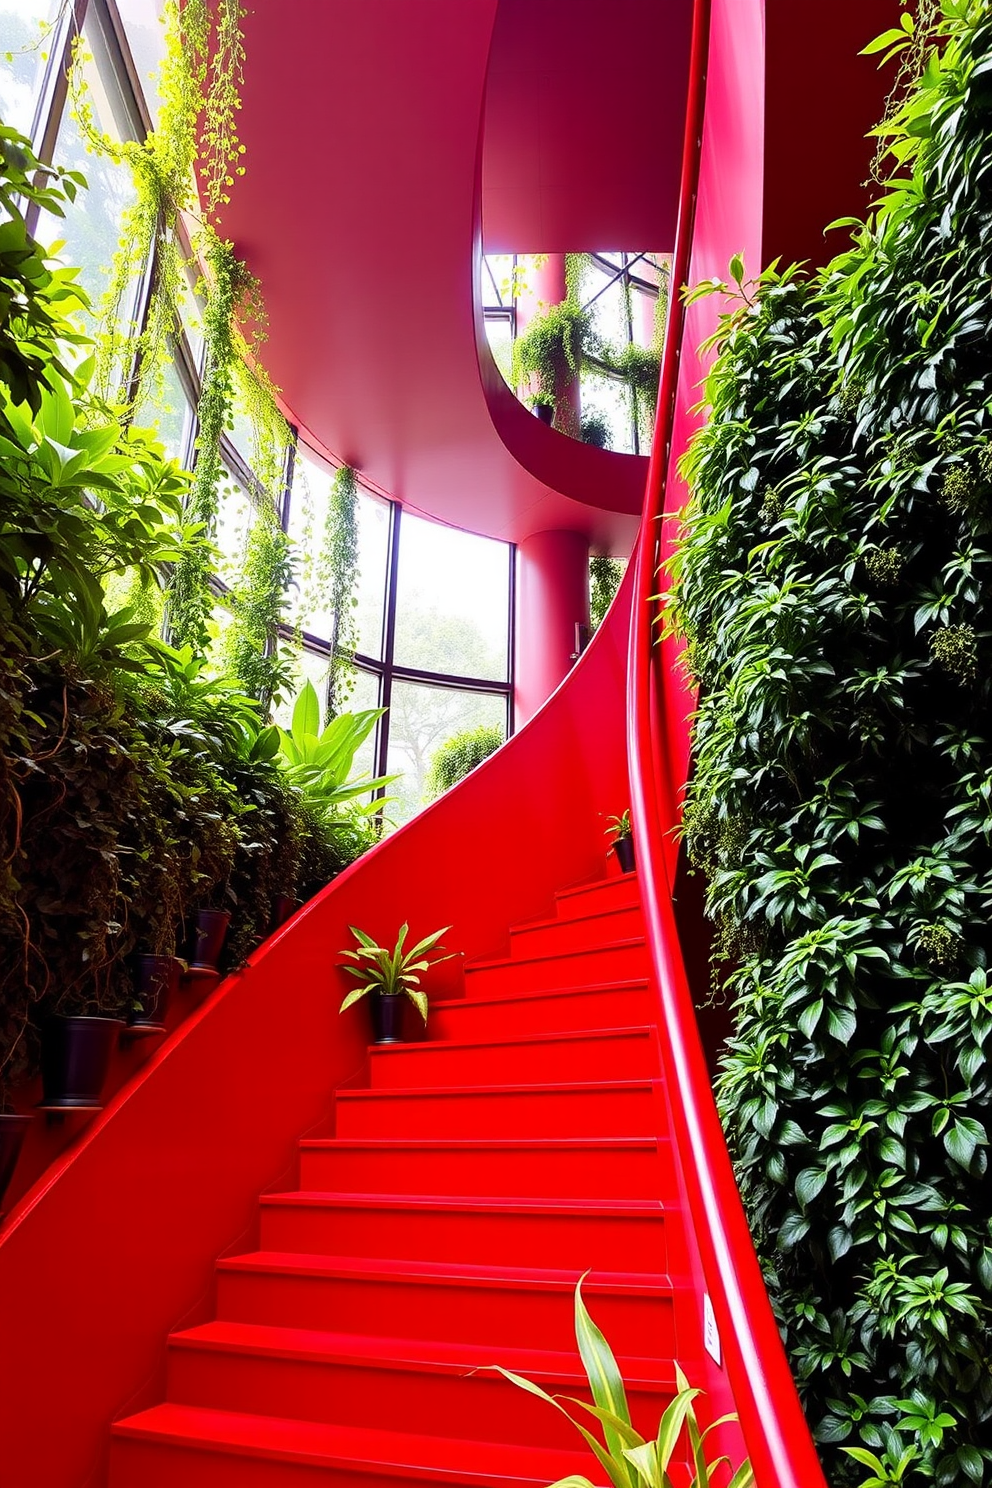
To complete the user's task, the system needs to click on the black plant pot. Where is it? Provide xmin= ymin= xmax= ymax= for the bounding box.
xmin=188 ymin=909 xmax=231 ymax=972
xmin=614 ymin=835 xmax=636 ymax=874
xmin=534 ymin=402 xmax=554 ymax=426
xmin=129 ymin=954 xmax=180 ymax=1032
xmin=40 ymin=1016 xmax=124 ymax=1110
xmin=371 ymin=991 xmax=404 ymax=1044
xmin=0 ymin=1112 xmax=32 ymax=1210
xmin=270 ymin=896 xmax=299 ymax=932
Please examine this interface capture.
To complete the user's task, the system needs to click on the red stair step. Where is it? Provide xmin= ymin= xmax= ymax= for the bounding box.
xmin=110 ymin=1405 xmax=597 ymax=1488
xmin=369 ymin=1026 xmax=657 ymax=1089
xmin=298 ymin=1136 xmax=671 ymax=1199
xmin=464 ymin=938 xmax=648 ymax=999
xmin=334 ymin=1079 xmax=660 ymax=1139
xmin=214 ymin=1253 xmax=678 ymax=1357
xmin=257 ymin=1192 xmax=668 ymax=1271
xmin=509 ymin=903 xmax=644 ymax=959
xmin=429 ymin=979 xmax=654 ymax=1041
xmin=165 ymin=1320 xmax=676 ymax=1449
xmin=553 ymin=874 xmax=640 ymax=921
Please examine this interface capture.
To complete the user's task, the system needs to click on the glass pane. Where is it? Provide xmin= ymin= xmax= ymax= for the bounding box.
xmin=287 ymin=451 xmax=390 ymax=660
xmin=115 ymin=0 xmax=167 ymax=133
xmin=484 ymin=313 xmax=513 ymax=386
xmin=133 ymin=355 xmax=192 ymax=462
xmin=384 ymin=683 xmax=506 ymax=829
xmin=581 ymin=368 xmax=634 ymax=455
xmin=272 ymin=643 xmax=332 ymax=730
xmin=0 ymin=0 xmax=59 ymax=139
xmin=585 ymin=263 xmax=629 ymax=350
xmin=354 ymin=490 xmax=390 ymax=659
xmin=39 ymin=18 xmax=140 ymax=329
xmin=346 ymin=665 xmax=382 ymax=788
xmin=214 ymin=469 xmax=254 ymax=585
xmin=394 ymin=513 xmax=509 ymax=681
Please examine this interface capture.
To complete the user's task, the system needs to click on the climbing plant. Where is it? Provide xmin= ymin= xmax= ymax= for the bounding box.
xmin=318 ymin=464 xmax=360 ymax=716
xmin=589 ymin=555 xmax=625 ymax=630
xmin=669 ymin=4 xmax=992 ymax=1484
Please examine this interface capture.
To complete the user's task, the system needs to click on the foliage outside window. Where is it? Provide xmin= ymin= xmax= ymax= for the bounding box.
xmin=670 ymin=7 xmax=992 ymax=1483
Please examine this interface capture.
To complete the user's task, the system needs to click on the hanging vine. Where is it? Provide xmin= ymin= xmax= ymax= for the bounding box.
xmin=320 ymin=465 xmax=360 ymax=716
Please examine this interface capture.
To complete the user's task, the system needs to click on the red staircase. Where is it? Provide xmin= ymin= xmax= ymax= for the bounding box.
xmin=109 ymin=869 xmax=702 ymax=1487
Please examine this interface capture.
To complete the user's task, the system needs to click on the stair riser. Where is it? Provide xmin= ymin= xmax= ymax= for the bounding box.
xmin=111 ymin=1438 xmax=531 ymax=1488
xmin=298 ymin=1143 xmax=670 ymax=1199
xmin=465 ymin=942 xmax=647 ymax=999
xmin=216 ymin=1270 xmax=677 ymax=1357
xmin=430 ymin=984 xmax=654 ymax=1041
xmin=510 ymin=906 xmax=643 ymax=959
xmin=167 ymin=1346 xmax=672 ymax=1450
xmin=335 ymin=1084 xmax=657 ymax=1139
xmin=258 ymin=1201 xmax=667 ymax=1271
xmin=369 ymin=1030 xmax=656 ymax=1089
xmin=554 ymin=878 xmax=640 ymax=921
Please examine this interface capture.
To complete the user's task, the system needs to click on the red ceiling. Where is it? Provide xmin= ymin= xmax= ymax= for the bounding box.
xmin=220 ymin=0 xmax=693 ymax=549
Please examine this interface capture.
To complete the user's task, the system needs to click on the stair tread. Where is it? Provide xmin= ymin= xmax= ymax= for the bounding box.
xmin=467 ymin=935 xmax=646 ymax=974
xmin=511 ymin=904 xmax=642 ymax=937
xmin=337 ymin=1077 xmax=658 ymax=1100
xmin=370 ymin=1025 xmax=654 ymax=1057
xmin=555 ymin=875 xmax=639 ymax=905
xmin=430 ymin=976 xmax=649 ymax=1013
xmin=217 ymin=1250 xmax=676 ymax=1295
xmin=259 ymin=1192 xmax=666 ymax=1216
xmin=300 ymin=1136 xmax=661 ymax=1152
xmin=169 ymin=1319 xmax=676 ymax=1386
xmin=112 ymin=1402 xmax=600 ymax=1484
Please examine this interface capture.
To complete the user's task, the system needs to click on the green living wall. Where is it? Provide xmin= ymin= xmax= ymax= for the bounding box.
xmin=672 ymin=4 xmax=992 ymax=1484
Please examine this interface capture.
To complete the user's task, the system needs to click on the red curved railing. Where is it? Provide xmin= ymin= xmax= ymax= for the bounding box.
xmin=626 ymin=2 xmax=829 ymax=1486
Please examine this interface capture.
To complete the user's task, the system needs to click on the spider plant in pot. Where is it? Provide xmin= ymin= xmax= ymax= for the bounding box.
xmin=606 ymin=809 xmax=635 ymax=873
xmin=339 ymin=923 xmax=453 ymax=1044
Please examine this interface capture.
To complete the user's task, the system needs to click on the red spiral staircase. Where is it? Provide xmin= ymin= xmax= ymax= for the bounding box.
xmin=0 ymin=0 xmax=892 ymax=1483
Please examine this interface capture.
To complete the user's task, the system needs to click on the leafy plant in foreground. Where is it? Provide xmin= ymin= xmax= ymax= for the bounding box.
xmin=492 ymin=1277 xmax=753 ymax=1488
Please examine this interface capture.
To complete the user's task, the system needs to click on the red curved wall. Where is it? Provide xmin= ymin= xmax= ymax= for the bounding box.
xmin=0 ymin=575 xmax=634 ymax=1488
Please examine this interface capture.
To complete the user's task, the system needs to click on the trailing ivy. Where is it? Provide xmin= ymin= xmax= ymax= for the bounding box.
xmin=670 ymin=6 xmax=992 ymax=1484
xmin=320 ymin=464 xmax=360 ymax=716
xmin=221 ymin=496 xmax=294 ymax=711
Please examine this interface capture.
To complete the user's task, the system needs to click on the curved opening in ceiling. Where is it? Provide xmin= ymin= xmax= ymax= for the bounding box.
xmin=474 ymin=0 xmax=693 ymax=510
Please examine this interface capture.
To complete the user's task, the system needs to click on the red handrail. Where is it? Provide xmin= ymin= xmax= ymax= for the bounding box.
xmin=626 ymin=3 xmax=829 ymax=1486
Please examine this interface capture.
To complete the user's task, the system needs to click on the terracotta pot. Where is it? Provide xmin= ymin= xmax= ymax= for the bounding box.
xmin=614 ymin=835 xmax=635 ymax=874
xmin=40 ymin=1016 xmax=124 ymax=1109
xmin=187 ymin=909 xmax=231 ymax=971
xmin=371 ymin=991 xmax=404 ymax=1044
xmin=0 ymin=1112 xmax=32 ymax=1210
xmin=129 ymin=955 xmax=180 ymax=1030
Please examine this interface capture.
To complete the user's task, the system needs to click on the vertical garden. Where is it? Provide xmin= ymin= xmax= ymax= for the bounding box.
xmin=672 ymin=3 xmax=992 ymax=1483
xmin=0 ymin=2 xmax=382 ymax=1112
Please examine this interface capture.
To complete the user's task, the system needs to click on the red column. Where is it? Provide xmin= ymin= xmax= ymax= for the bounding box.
xmin=514 ymin=254 xmax=582 ymax=437
xmin=514 ymin=528 xmax=590 ymax=727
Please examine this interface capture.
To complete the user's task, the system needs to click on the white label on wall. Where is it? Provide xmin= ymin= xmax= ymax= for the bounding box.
xmin=703 ymin=1293 xmax=721 ymax=1365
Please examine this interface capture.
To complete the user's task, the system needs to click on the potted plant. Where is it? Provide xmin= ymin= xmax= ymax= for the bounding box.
xmin=338 ymin=923 xmax=453 ymax=1044
xmin=606 ymin=809 xmax=635 ymax=873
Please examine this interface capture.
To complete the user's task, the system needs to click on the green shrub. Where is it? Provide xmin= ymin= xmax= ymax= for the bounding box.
xmin=671 ymin=7 xmax=992 ymax=1483
xmin=426 ymin=725 xmax=503 ymax=800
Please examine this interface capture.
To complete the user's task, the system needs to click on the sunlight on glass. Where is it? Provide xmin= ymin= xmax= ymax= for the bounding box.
xmin=115 ymin=0 xmax=167 ymax=132
xmin=133 ymin=357 xmax=192 ymax=462
xmin=394 ymin=513 xmax=509 ymax=681
xmin=38 ymin=20 xmax=140 ymax=326
xmin=385 ymin=684 xmax=506 ymax=828
xmin=0 ymin=1 xmax=59 ymax=141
